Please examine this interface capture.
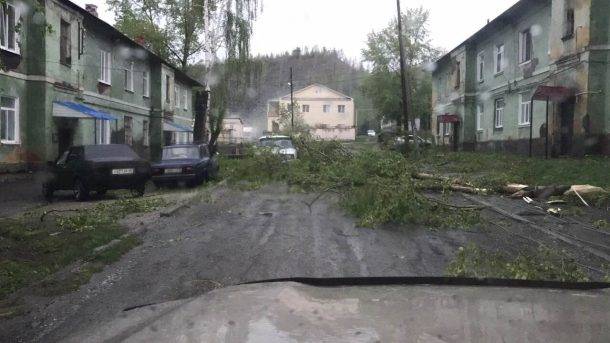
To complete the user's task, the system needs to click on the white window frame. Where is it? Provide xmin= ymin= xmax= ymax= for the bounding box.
xmin=519 ymin=29 xmax=532 ymax=64
xmin=0 ymin=2 xmax=19 ymax=54
xmin=323 ymin=104 xmax=331 ymax=113
xmin=143 ymin=120 xmax=149 ymax=146
xmin=0 ymin=96 xmax=19 ymax=144
xmin=174 ymin=85 xmax=179 ymax=109
xmin=495 ymin=44 xmax=505 ymax=74
xmin=124 ymin=61 xmax=134 ymax=92
xmin=442 ymin=123 xmax=451 ymax=136
xmin=477 ymin=52 xmax=484 ymax=83
xmin=99 ymin=50 xmax=112 ymax=85
xmin=338 ymin=105 xmax=346 ymax=113
xmin=494 ymin=98 xmax=504 ymax=129
xmin=519 ymin=94 xmax=531 ymax=126
xmin=302 ymin=104 xmax=310 ymax=113
xmin=95 ymin=119 xmax=111 ymax=145
xmin=142 ymin=70 xmax=150 ymax=97
xmin=477 ymin=103 xmax=484 ymax=131
xmin=182 ymin=88 xmax=188 ymax=110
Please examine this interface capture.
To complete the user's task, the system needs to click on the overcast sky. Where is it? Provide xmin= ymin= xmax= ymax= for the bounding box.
xmin=75 ymin=0 xmax=519 ymax=61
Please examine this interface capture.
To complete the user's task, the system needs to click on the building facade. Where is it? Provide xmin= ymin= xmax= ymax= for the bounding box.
xmin=218 ymin=117 xmax=244 ymax=144
xmin=0 ymin=0 xmax=203 ymax=173
xmin=267 ymin=84 xmax=357 ymax=141
xmin=431 ymin=0 xmax=610 ymax=156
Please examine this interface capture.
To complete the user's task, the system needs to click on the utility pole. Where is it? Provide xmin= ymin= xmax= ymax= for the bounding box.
xmin=290 ymin=67 xmax=295 ymax=134
xmin=396 ymin=0 xmax=419 ymax=155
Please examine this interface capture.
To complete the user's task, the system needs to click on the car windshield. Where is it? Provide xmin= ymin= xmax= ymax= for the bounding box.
xmin=4 ymin=1 xmax=610 ymax=340
xmin=162 ymin=146 xmax=201 ymax=160
xmin=259 ymin=139 xmax=294 ymax=149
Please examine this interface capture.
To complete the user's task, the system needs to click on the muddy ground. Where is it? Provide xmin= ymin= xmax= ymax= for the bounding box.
xmin=1 ymin=183 xmax=608 ymax=342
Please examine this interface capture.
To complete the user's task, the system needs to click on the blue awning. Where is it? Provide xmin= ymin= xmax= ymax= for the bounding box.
xmin=163 ymin=120 xmax=193 ymax=132
xmin=53 ymin=101 xmax=118 ymax=121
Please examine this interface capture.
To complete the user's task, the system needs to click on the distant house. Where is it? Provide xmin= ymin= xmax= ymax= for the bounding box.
xmin=431 ymin=0 xmax=610 ymax=156
xmin=218 ymin=118 xmax=244 ymax=144
xmin=267 ymin=84 xmax=356 ymax=141
xmin=0 ymin=1 xmax=203 ymax=173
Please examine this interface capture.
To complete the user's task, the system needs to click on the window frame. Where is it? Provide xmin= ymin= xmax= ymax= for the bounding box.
xmin=174 ymin=84 xmax=180 ymax=109
xmin=182 ymin=88 xmax=188 ymax=110
xmin=0 ymin=2 xmax=19 ymax=54
xmin=519 ymin=94 xmax=531 ymax=126
xmin=477 ymin=52 xmax=485 ymax=83
xmin=454 ymin=61 xmax=461 ymax=89
xmin=165 ymin=75 xmax=171 ymax=104
xmin=59 ymin=19 xmax=72 ymax=66
xmin=301 ymin=104 xmax=310 ymax=113
xmin=0 ymin=96 xmax=19 ymax=144
xmin=563 ymin=8 xmax=575 ymax=40
xmin=338 ymin=104 xmax=346 ymax=113
xmin=495 ymin=44 xmax=505 ymax=74
xmin=442 ymin=122 xmax=451 ymax=136
xmin=99 ymin=50 xmax=112 ymax=85
xmin=518 ymin=29 xmax=532 ymax=65
xmin=322 ymin=104 xmax=331 ymax=113
xmin=494 ymin=98 xmax=505 ymax=129
xmin=142 ymin=70 xmax=150 ymax=98
xmin=124 ymin=61 xmax=134 ymax=92
xmin=477 ymin=103 xmax=484 ymax=131
xmin=95 ymin=119 xmax=111 ymax=145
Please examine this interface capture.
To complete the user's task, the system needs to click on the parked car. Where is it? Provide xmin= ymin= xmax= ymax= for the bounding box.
xmin=256 ymin=135 xmax=297 ymax=160
xmin=151 ymin=144 xmax=219 ymax=187
xmin=393 ymin=134 xmax=433 ymax=150
xmin=367 ymin=129 xmax=376 ymax=137
xmin=43 ymin=144 xmax=151 ymax=201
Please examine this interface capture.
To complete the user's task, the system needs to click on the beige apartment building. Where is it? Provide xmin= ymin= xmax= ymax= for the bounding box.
xmin=218 ymin=118 xmax=245 ymax=144
xmin=267 ymin=84 xmax=356 ymax=140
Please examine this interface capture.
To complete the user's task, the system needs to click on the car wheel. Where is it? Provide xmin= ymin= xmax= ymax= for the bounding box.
xmin=73 ymin=179 xmax=89 ymax=201
xmin=42 ymin=183 xmax=54 ymax=201
xmin=132 ymin=183 xmax=146 ymax=197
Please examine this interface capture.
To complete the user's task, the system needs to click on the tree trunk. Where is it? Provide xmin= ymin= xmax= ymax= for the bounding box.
xmin=193 ymin=90 xmax=210 ymax=144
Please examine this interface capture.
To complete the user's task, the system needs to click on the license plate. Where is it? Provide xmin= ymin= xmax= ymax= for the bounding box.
xmin=165 ymin=168 xmax=182 ymax=174
xmin=112 ymin=168 xmax=134 ymax=175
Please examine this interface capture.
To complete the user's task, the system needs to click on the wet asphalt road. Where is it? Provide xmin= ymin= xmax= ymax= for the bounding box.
xmin=1 ymin=183 xmax=498 ymax=342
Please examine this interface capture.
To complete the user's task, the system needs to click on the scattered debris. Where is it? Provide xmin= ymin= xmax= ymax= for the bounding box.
xmin=565 ymin=185 xmax=607 ymax=197
xmin=412 ymin=172 xmax=488 ymax=194
xmin=547 ymin=199 xmax=567 ymax=205
xmin=258 ymin=212 xmax=273 ymax=217
xmin=546 ymin=208 xmax=562 ymax=216
xmin=523 ymin=197 xmax=534 ymax=204
xmin=572 ymin=189 xmax=590 ymax=207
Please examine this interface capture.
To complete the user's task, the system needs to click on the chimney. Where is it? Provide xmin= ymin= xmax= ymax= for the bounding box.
xmin=85 ymin=4 xmax=98 ymax=17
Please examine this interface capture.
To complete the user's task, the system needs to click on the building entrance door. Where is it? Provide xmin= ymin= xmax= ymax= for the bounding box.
xmin=559 ymin=97 xmax=575 ymax=155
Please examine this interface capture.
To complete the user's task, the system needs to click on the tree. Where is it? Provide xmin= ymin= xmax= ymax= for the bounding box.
xmin=361 ymin=7 xmax=441 ymax=133
xmin=108 ymin=0 xmax=260 ymax=70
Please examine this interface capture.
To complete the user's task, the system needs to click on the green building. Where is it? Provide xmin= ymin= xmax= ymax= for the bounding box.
xmin=431 ymin=0 xmax=610 ymax=156
xmin=0 ymin=1 xmax=203 ymax=173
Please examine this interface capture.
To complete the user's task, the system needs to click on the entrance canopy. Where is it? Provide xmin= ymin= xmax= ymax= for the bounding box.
xmin=163 ymin=120 xmax=193 ymax=132
xmin=531 ymin=86 xmax=574 ymax=102
xmin=437 ymin=114 xmax=460 ymax=123
xmin=53 ymin=101 xmax=117 ymax=121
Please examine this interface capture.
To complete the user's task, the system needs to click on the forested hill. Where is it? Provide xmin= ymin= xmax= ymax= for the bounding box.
xmin=195 ymin=48 xmax=371 ymax=134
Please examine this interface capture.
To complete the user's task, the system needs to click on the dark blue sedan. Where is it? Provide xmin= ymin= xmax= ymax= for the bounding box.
xmin=151 ymin=144 xmax=219 ymax=187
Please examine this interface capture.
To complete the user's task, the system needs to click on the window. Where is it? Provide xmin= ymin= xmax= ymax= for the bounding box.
xmin=519 ymin=29 xmax=532 ymax=64
xmin=519 ymin=94 xmax=531 ymax=126
xmin=143 ymin=120 xmax=149 ymax=146
xmin=60 ymin=20 xmax=71 ymax=65
xmin=563 ymin=8 xmax=574 ymax=39
xmin=142 ymin=71 xmax=150 ymax=97
xmin=495 ymin=44 xmax=504 ymax=74
xmin=99 ymin=51 xmax=111 ymax=84
xmin=477 ymin=103 xmax=484 ymax=131
xmin=302 ymin=104 xmax=310 ymax=113
xmin=124 ymin=116 xmax=133 ymax=145
xmin=338 ymin=105 xmax=346 ymax=113
xmin=0 ymin=2 xmax=18 ymax=53
xmin=95 ymin=119 xmax=110 ymax=144
xmin=494 ymin=98 xmax=505 ymax=129
xmin=124 ymin=62 xmax=134 ymax=92
xmin=174 ymin=85 xmax=180 ymax=109
xmin=182 ymin=88 xmax=188 ymax=110
xmin=165 ymin=75 xmax=171 ymax=103
xmin=323 ymin=105 xmax=331 ymax=113
xmin=440 ymin=123 xmax=451 ymax=136
xmin=477 ymin=52 xmax=484 ymax=82
xmin=0 ymin=96 xmax=18 ymax=144
xmin=454 ymin=61 xmax=461 ymax=89
xmin=77 ymin=22 xmax=85 ymax=57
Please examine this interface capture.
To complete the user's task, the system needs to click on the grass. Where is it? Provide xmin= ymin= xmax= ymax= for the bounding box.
xmin=446 ymin=244 xmax=590 ymax=282
xmin=414 ymin=149 xmax=610 ymax=191
xmin=0 ymin=198 xmax=165 ymax=301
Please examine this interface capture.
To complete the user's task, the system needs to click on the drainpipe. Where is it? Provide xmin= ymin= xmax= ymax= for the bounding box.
xmin=529 ymin=97 xmax=534 ymax=157
xmin=545 ymin=98 xmax=549 ymax=159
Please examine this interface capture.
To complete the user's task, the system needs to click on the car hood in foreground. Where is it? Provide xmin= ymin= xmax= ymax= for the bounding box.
xmin=64 ymin=280 xmax=610 ymax=342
